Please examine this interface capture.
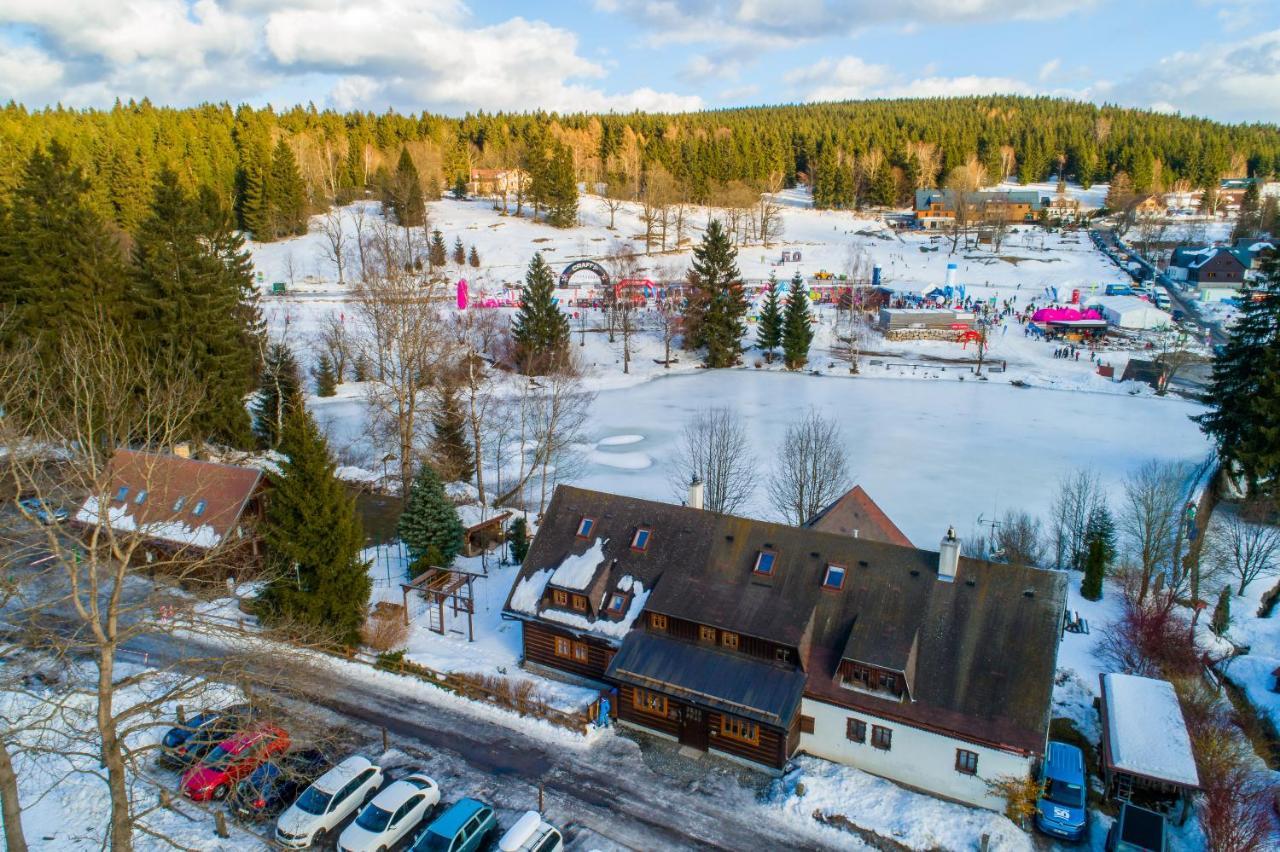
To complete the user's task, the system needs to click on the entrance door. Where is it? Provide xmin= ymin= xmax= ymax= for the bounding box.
xmin=678 ymin=705 xmax=709 ymax=751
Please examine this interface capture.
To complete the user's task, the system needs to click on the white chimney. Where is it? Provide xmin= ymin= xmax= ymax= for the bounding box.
xmin=687 ymin=474 xmax=704 ymax=511
xmin=938 ymin=526 xmax=960 ymax=582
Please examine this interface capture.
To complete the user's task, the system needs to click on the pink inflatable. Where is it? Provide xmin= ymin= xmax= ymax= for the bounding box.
xmin=1032 ymin=307 xmax=1102 ymax=323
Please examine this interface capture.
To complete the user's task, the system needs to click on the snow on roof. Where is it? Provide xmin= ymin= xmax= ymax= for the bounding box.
xmin=1102 ymin=673 xmax=1200 ymax=787
xmin=507 ymin=568 xmax=649 ymax=641
xmin=547 ymin=537 xmax=607 ymax=591
xmin=75 ymin=496 xmax=224 ymax=550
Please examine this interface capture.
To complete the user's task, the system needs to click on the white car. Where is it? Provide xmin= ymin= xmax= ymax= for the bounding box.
xmin=275 ymin=755 xmax=384 ymax=849
xmin=498 ymin=811 xmax=565 ymax=852
xmin=338 ymin=771 xmax=439 ymax=852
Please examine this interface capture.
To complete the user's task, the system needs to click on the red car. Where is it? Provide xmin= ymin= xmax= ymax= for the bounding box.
xmin=180 ymin=725 xmax=290 ymax=802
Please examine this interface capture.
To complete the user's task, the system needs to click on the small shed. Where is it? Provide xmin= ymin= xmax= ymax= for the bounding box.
xmin=455 ymin=505 xmax=512 ymax=558
xmin=1089 ymin=296 xmax=1172 ymax=330
xmin=1099 ymin=673 xmax=1201 ymax=823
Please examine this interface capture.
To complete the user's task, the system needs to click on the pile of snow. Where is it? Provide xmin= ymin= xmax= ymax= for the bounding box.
xmin=75 ymin=496 xmax=222 ymax=549
xmin=548 ymin=537 xmax=608 ymax=590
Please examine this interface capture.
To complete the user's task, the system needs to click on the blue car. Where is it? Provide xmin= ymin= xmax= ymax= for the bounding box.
xmin=412 ymin=797 xmax=497 ymax=852
xmin=1035 ymin=741 xmax=1088 ymax=841
xmin=230 ymin=748 xmax=331 ymax=820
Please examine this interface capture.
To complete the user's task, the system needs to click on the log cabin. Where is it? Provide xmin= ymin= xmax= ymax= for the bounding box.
xmin=502 ymin=483 xmax=1067 ymax=811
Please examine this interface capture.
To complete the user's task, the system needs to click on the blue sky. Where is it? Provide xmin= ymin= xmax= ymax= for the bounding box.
xmin=1 ymin=0 xmax=1278 ymax=123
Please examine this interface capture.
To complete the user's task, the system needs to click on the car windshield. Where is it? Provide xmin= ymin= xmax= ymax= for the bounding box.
xmin=202 ymin=744 xmax=238 ymax=769
xmin=412 ymin=832 xmax=453 ymax=852
xmin=356 ymin=804 xmax=393 ymax=833
xmin=293 ymin=786 xmax=332 ymax=816
xmin=1045 ymin=778 xmax=1085 ymax=808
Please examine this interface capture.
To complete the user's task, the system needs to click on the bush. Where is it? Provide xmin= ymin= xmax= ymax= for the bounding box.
xmin=1095 ymin=586 xmax=1200 ymax=678
xmin=986 ymin=773 xmax=1042 ymax=825
xmin=361 ymin=604 xmax=408 ymax=652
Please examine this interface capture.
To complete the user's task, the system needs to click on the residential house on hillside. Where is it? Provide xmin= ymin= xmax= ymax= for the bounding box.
xmin=503 ymin=483 xmax=1067 ymax=811
xmin=1043 ymin=194 xmax=1082 ymax=222
xmin=1167 ymin=246 xmax=1248 ymax=301
xmin=74 ymin=449 xmax=267 ymax=565
xmin=468 ymin=168 xmax=525 ymax=198
xmin=1131 ymin=195 xmax=1165 ymax=218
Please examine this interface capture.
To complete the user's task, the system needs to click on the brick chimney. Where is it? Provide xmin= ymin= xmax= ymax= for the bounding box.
xmin=938 ymin=526 xmax=960 ymax=582
xmin=687 ymin=474 xmax=704 ymax=511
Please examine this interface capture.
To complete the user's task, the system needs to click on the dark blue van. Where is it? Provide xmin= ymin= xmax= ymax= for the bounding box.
xmin=1035 ymin=741 xmax=1088 ymax=841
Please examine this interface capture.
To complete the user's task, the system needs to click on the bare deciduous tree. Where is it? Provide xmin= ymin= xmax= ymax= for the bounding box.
xmin=315 ymin=309 xmax=352 ymax=383
xmin=447 ymin=309 xmax=502 ymax=507
xmin=1049 ymin=468 xmax=1104 ymax=570
xmin=1207 ymin=500 xmax=1280 ymax=596
xmin=767 ymin=410 xmax=852 ymax=526
xmin=669 ymin=407 xmax=757 ymax=515
xmin=319 ymin=208 xmax=349 ymax=286
xmin=1118 ymin=460 xmax=1187 ymax=604
xmin=992 ymin=510 xmax=1046 ymax=567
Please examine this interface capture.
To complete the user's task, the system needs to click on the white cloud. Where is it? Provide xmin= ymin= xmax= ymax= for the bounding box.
xmin=0 ymin=0 xmax=699 ymax=113
xmin=787 ymin=55 xmax=1030 ymax=102
xmin=1108 ymin=28 xmax=1280 ymax=122
xmin=1039 ymin=58 xmax=1061 ymax=82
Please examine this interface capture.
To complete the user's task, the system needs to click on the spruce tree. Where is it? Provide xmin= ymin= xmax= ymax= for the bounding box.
xmin=431 ymin=385 xmax=474 ymax=482
xmin=269 ymin=138 xmax=307 ymax=237
xmin=1198 ymin=251 xmax=1280 ymax=496
xmin=756 ymin=273 xmax=783 ymax=362
xmin=468 ymin=245 xmax=480 ymax=268
xmin=452 ymin=176 xmax=468 ymax=199
xmin=238 ymin=161 xmax=272 ymax=239
xmin=781 ymin=271 xmax=815 ymax=369
xmin=1211 ymin=586 xmax=1231 ymax=636
xmin=1081 ymin=534 xmax=1105 ymax=601
xmin=253 ymin=342 xmax=303 ymax=449
xmin=1084 ymin=503 xmax=1117 ymax=567
xmin=398 ymin=464 xmax=465 ymax=573
xmin=871 ymin=165 xmax=896 ymax=207
xmin=315 ymin=354 xmax=338 ymax=397
xmin=452 ymin=236 xmax=466 ymax=266
xmin=544 ymin=144 xmax=579 ymax=228
xmin=511 ymin=253 xmax=570 ymax=374
xmin=428 ymin=229 xmax=448 ymax=269
xmin=130 ymin=169 xmax=257 ymax=448
xmin=0 ymin=141 xmax=129 ymax=363
xmin=507 ymin=516 xmax=530 ymax=565
xmin=257 ymin=406 xmax=371 ymax=646
xmin=392 ymin=148 xmax=426 ymax=228
xmin=685 ymin=219 xmax=746 ymax=368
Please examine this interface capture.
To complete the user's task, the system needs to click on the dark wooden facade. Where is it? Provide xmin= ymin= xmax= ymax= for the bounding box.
xmin=521 ymin=621 xmax=615 ymax=682
xmin=650 ymin=613 xmax=800 ymax=668
xmin=837 ymin=660 xmax=907 ymax=699
xmin=615 ymin=683 xmax=791 ymax=769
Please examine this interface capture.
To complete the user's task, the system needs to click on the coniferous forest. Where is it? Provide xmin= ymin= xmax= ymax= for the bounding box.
xmin=2 ymin=96 xmax=1280 ymax=242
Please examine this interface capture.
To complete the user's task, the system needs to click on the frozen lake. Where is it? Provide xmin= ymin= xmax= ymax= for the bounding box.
xmin=572 ymin=371 xmax=1213 ymax=546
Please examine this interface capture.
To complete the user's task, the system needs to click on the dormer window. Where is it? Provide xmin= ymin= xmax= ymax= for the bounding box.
xmin=134 ymin=490 xmax=148 ymax=505
xmin=754 ymin=550 xmax=776 ymax=576
xmin=631 ymin=528 xmax=651 ymax=551
xmin=823 ymin=564 xmax=846 ymax=590
xmin=576 ymin=517 xmax=595 ymax=538
xmin=114 ymin=486 xmax=129 ymax=502
xmin=192 ymin=500 xmax=207 ymax=516
xmin=607 ymin=593 xmax=627 ymax=613
xmin=552 ymin=589 xmax=569 ymax=607
xmin=571 ymin=594 xmax=588 ymax=612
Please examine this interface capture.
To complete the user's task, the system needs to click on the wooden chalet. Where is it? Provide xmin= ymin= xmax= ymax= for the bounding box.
xmin=73 ymin=449 xmax=267 ymax=566
xmin=503 ymin=484 xmax=1067 ymax=810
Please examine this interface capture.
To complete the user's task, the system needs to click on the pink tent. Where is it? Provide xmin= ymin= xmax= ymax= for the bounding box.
xmin=1032 ymin=307 xmax=1102 ymax=323
xmin=456 ymin=279 xmax=468 ymax=310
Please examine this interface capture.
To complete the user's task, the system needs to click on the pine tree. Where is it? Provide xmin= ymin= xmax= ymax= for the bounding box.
xmin=257 ymin=406 xmax=371 ymax=646
xmin=1232 ymin=180 xmax=1262 ymax=240
xmin=468 ymin=245 xmax=480 ymax=268
xmin=1211 ymin=586 xmax=1231 ymax=636
xmin=452 ymin=236 xmax=466 ymax=266
xmin=1085 ymin=503 xmax=1117 ymax=566
xmin=389 ymin=148 xmax=426 ymax=228
xmin=106 ymin=146 xmax=150 ymax=231
xmin=781 ymin=271 xmax=815 ymax=369
xmin=507 ymin=516 xmax=530 ymax=565
xmin=1198 ymin=251 xmax=1280 ymax=496
xmin=428 ymin=229 xmax=448 ymax=269
xmin=397 ymin=464 xmax=465 ymax=573
xmin=756 ymin=273 xmax=784 ymax=362
xmin=315 ymin=353 xmax=338 ymax=397
xmin=511 ymin=253 xmax=570 ymax=374
xmin=253 ymin=342 xmax=303 ymax=449
xmin=130 ymin=169 xmax=258 ymax=448
xmin=239 ymin=161 xmax=272 ymax=239
xmin=268 ymin=139 xmax=307 ymax=238
xmin=543 ymin=144 xmax=579 ymax=228
xmin=871 ymin=165 xmax=896 ymax=207
xmin=1081 ymin=535 xmax=1105 ymax=601
xmin=431 ymin=385 xmax=474 ymax=482
xmin=684 ymin=219 xmax=746 ymax=368
xmin=452 ymin=176 xmax=468 ymax=199
xmin=0 ymin=141 xmax=129 ymax=363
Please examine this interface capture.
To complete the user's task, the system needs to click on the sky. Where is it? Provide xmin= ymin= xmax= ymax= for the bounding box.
xmin=0 ymin=0 xmax=1278 ymax=124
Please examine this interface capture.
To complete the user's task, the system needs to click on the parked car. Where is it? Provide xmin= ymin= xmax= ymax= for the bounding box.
xmin=159 ymin=704 xmax=259 ymax=768
xmin=17 ymin=497 xmax=67 ymax=525
xmin=230 ymin=748 xmax=331 ymax=820
xmin=1034 ymin=741 xmax=1087 ymax=841
xmin=498 ymin=810 xmax=564 ymax=852
xmin=339 ymin=772 xmax=439 ymax=852
xmin=275 ymin=755 xmax=384 ymax=849
xmin=1105 ymin=803 xmax=1168 ymax=851
xmin=411 ymin=797 xmax=497 ymax=852
xmin=180 ymin=725 xmax=290 ymax=802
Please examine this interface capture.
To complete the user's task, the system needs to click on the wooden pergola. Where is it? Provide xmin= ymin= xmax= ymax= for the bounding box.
xmin=400 ymin=566 xmax=479 ymax=642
